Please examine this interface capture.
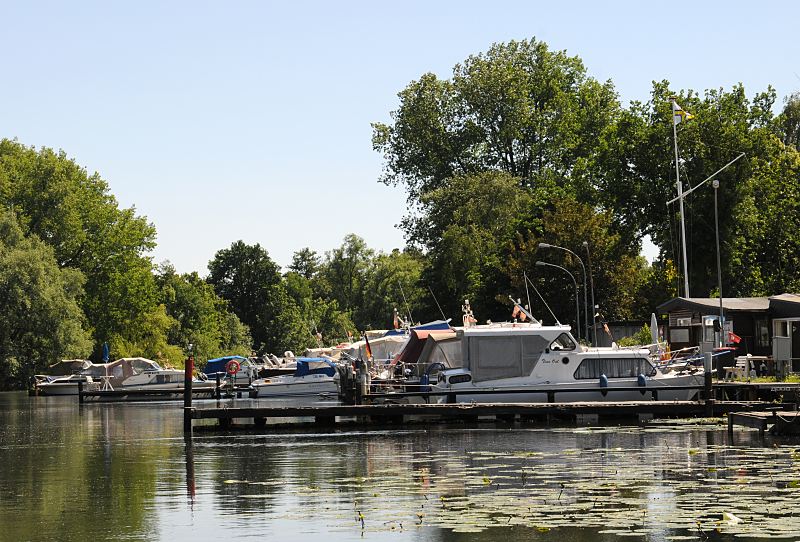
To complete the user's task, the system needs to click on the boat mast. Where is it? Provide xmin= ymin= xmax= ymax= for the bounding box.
xmin=672 ymin=97 xmax=690 ymax=299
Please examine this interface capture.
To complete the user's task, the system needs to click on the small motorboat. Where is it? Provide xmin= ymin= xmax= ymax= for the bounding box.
xmin=250 ymin=357 xmax=338 ymax=399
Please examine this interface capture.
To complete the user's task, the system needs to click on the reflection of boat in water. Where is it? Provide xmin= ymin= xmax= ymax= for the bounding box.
xmin=33 ymin=360 xmax=96 ymax=395
xmin=250 ymin=358 xmax=338 ymax=399
xmin=432 ymin=315 xmax=703 ymax=403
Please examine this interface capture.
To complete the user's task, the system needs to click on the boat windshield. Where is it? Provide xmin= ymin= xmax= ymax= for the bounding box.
xmin=550 ymin=333 xmax=576 ymax=351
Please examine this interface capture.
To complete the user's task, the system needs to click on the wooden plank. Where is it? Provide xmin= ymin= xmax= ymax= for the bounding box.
xmin=189 ymin=401 xmax=791 ymax=422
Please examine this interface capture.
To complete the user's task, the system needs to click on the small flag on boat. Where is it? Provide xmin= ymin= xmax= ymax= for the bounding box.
xmin=363 ymin=332 xmax=373 ymax=359
xmin=728 ymin=331 xmax=742 ymax=344
xmin=672 ymin=100 xmax=694 ymax=125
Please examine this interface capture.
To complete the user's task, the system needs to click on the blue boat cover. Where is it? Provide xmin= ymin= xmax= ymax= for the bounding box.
xmin=294 ymin=357 xmax=337 ymax=377
xmin=383 ymin=319 xmax=451 ymax=336
xmin=203 ymin=355 xmax=248 ymax=376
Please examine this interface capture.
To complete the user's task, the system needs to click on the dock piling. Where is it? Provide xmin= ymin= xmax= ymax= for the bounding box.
xmin=183 ymin=354 xmax=194 ymax=434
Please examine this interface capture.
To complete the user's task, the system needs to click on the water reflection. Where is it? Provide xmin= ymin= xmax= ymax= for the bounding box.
xmin=2 ymin=392 xmax=800 ymax=541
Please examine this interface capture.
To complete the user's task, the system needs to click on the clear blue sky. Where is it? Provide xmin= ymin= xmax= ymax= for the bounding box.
xmin=2 ymin=0 xmax=798 ymax=273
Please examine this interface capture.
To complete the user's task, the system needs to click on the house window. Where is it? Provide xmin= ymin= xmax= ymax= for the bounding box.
xmin=755 ymin=320 xmax=770 ymax=348
xmin=775 ymin=320 xmax=789 ymax=338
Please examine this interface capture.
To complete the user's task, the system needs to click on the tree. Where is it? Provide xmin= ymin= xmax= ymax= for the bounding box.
xmin=415 ymin=171 xmax=537 ymax=321
xmin=207 ymin=241 xmax=304 ymax=354
xmin=0 ymin=139 xmax=161 ymax=358
xmin=359 ymin=249 xmax=426 ymax=329
xmin=156 ymin=264 xmax=251 ymax=365
xmin=0 ymin=209 xmax=92 ymax=387
xmin=289 ymin=247 xmax=320 ymax=279
xmin=372 ymin=37 xmax=619 ymax=238
xmin=595 ymin=81 xmax=800 ymax=297
xmin=316 ymin=234 xmax=375 ymax=329
xmin=781 ymin=91 xmax=800 ymax=149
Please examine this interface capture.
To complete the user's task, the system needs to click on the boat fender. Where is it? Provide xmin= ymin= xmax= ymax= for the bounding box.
xmin=637 ymin=373 xmax=647 ymax=395
xmin=225 ymin=359 xmax=241 ymax=375
xmin=599 ymin=374 xmax=608 ymax=397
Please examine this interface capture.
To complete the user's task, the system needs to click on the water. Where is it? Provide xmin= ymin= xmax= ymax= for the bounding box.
xmin=2 ymin=391 xmax=799 ymax=541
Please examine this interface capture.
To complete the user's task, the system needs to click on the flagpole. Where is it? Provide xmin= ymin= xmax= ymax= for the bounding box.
xmin=672 ymin=98 xmax=690 ymax=298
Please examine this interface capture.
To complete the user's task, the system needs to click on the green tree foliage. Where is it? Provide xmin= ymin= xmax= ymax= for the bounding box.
xmin=360 ymin=249 xmax=426 ymax=329
xmin=781 ymin=92 xmax=800 ymax=149
xmin=0 ymin=210 xmax=91 ymax=386
xmin=0 ymin=139 xmax=162 ymax=359
xmin=596 ymin=81 xmax=800 ymax=297
xmin=156 ymin=263 xmax=251 ymax=366
xmin=207 ymin=240 xmax=307 ymax=354
xmin=372 ymin=37 xmax=619 ymax=234
xmin=316 ymin=234 xmax=375 ymax=327
xmin=415 ymin=171 xmax=536 ymax=320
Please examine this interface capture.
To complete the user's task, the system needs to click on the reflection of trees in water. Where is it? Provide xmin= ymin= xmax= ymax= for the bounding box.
xmin=0 ymin=394 xmax=177 ymax=541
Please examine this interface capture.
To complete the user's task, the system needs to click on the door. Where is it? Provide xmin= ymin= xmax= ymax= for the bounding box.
xmin=793 ymin=322 xmax=800 ymax=372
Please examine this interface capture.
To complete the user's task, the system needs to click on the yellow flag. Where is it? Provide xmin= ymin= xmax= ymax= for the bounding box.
xmin=672 ymin=100 xmax=694 ymax=125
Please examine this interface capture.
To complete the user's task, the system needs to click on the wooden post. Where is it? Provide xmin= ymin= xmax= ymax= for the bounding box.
xmin=215 ymin=373 xmax=221 ymax=400
xmin=704 ymin=352 xmax=713 ymax=401
xmin=183 ymin=354 xmax=194 ymax=434
xmin=78 ymin=379 xmax=84 ymax=404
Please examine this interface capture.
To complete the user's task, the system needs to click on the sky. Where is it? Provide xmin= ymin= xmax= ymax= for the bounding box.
xmin=2 ymin=0 xmax=798 ymax=274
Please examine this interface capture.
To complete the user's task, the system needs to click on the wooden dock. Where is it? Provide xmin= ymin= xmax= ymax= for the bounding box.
xmin=186 ymin=400 xmax=794 ymax=431
xmin=727 ymin=410 xmax=800 ymax=437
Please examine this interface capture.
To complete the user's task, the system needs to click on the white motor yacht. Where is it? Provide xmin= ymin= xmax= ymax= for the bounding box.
xmin=432 ymin=319 xmax=702 ymax=403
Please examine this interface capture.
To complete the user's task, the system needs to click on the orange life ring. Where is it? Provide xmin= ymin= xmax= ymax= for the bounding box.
xmin=225 ymin=360 xmax=241 ymax=375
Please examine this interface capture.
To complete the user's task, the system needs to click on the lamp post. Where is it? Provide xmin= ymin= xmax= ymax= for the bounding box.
xmin=538 ymin=243 xmax=588 ymax=343
xmin=536 ymin=261 xmax=580 ymax=340
xmin=582 ymin=241 xmax=597 ymax=347
xmin=713 ymin=179 xmax=724 ymax=348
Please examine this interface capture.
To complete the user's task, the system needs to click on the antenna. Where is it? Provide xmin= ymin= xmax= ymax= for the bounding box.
xmin=525 ymin=273 xmax=560 ymax=325
xmin=523 ymin=271 xmax=533 ymax=315
xmin=399 ymin=283 xmax=414 ymax=325
xmin=428 ymin=286 xmax=447 ymax=321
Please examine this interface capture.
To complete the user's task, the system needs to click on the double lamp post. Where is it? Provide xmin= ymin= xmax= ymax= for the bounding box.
xmin=536 ymin=242 xmax=596 ymax=346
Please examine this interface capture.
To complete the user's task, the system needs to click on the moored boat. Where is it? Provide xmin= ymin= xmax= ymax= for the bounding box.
xmin=250 ymin=357 xmax=338 ymax=399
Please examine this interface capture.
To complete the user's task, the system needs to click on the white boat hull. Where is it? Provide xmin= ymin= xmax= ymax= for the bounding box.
xmin=251 ymin=376 xmax=338 ymax=398
xmin=435 ymin=374 xmax=703 ymax=403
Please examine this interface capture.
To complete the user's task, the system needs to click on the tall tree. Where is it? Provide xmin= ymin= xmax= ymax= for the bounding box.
xmin=372 ymin=37 xmax=619 ymax=238
xmin=0 ymin=209 xmax=92 ymax=387
xmin=156 ymin=264 xmax=251 ymax=364
xmin=595 ymin=81 xmax=798 ymax=297
xmin=207 ymin=241 xmax=305 ymax=354
xmin=0 ymin=139 xmax=161 ymax=358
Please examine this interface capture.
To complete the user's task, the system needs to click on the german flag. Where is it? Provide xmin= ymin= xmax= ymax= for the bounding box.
xmin=363 ymin=332 xmax=373 ymax=359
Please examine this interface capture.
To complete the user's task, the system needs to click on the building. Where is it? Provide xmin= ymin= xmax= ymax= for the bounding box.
xmin=657 ymin=294 xmax=800 ymax=371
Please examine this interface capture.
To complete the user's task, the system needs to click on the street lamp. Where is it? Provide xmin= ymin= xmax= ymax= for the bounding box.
xmin=538 ymin=243 xmax=588 ymax=343
xmin=535 ymin=261 xmax=581 ymax=340
xmin=713 ymin=179 xmax=724 ymax=348
xmin=582 ymin=241 xmax=597 ymax=347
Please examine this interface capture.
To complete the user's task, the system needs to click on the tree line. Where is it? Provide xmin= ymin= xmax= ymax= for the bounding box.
xmin=2 ymin=37 xmax=800 ymax=388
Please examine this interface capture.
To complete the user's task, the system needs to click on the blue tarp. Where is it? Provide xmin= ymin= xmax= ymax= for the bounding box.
xmin=294 ymin=357 xmax=337 ymax=377
xmin=383 ymin=319 xmax=451 ymax=336
xmin=203 ymin=355 xmax=248 ymax=376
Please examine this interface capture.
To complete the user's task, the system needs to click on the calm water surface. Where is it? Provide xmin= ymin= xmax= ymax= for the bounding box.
xmin=1 ymin=391 xmax=799 ymax=541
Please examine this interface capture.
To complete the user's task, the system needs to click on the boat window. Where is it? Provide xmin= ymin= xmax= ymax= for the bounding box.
xmin=550 ymin=333 xmax=576 ymax=351
xmin=573 ymin=358 xmax=656 ymax=379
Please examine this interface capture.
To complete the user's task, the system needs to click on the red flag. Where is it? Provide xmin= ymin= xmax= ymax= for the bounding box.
xmin=728 ymin=331 xmax=742 ymax=344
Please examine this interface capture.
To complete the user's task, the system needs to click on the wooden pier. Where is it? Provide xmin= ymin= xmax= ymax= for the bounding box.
xmin=727 ymin=410 xmax=800 ymax=437
xmin=186 ymin=400 xmax=794 ymax=431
